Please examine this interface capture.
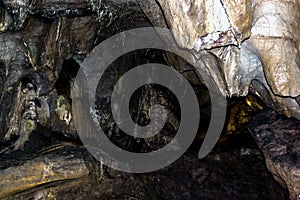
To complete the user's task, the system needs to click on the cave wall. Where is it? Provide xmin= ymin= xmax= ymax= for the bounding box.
xmin=0 ymin=0 xmax=299 ymax=143
xmin=139 ymin=0 xmax=300 ymax=119
xmin=0 ymin=0 xmax=299 ymax=198
xmin=0 ymin=0 xmax=146 ymax=143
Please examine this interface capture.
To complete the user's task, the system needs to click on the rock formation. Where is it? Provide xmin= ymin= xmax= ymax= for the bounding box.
xmin=0 ymin=0 xmax=299 ymax=198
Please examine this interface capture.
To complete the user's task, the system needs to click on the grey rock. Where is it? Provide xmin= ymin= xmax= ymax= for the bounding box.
xmin=249 ymin=109 xmax=300 ymax=199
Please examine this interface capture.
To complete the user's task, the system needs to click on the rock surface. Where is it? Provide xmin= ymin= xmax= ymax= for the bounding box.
xmin=0 ymin=0 xmax=299 ymax=144
xmin=0 ymin=0 xmax=299 ymax=145
xmin=139 ymin=0 xmax=300 ymax=119
xmin=249 ymin=109 xmax=300 ymax=199
xmin=0 ymin=143 xmax=98 ymax=198
xmin=0 ymin=0 xmax=299 ymax=199
xmin=0 ymin=0 xmax=146 ymax=144
xmin=1 ymin=133 xmax=290 ymax=199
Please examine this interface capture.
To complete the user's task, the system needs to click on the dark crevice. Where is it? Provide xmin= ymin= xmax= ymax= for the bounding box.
xmin=55 ymin=58 xmax=80 ymax=101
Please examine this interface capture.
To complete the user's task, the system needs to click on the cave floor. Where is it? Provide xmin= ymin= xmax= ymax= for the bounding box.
xmin=3 ymin=131 xmax=289 ymax=200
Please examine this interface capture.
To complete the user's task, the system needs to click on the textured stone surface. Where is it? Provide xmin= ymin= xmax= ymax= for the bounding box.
xmin=0 ymin=0 xmax=299 ymax=143
xmin=249 ymin=109 xmax=300 ymax=199
xmin=2 ymin=133 xmax=290 ymax=199
xmin=0 ymin=0 xmax=144 ymax=144
xmin=0 ymin=143 xmax=97 ymax=198
xmin=250 ymin=0 xmax=300 ymax=97
xmin=0 ymin=0 xmax=299 ymax=198
xmin=140 ymin=0 xmax=300 ymax=119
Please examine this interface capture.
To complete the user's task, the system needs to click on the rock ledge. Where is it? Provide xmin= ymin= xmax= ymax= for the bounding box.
xmin=249 ymin=109 xmax=300 ymax=199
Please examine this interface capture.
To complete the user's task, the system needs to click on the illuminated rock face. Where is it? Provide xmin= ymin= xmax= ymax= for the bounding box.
xmin=139 ymin=0 xmax=300 ymax=119
xmin=0 ymin=0 xmax=299 ymax=198
xmin=0 ymin=0 xmax=299 ymax=136
xmin=138 ymin=2 xmax=300 ymax=197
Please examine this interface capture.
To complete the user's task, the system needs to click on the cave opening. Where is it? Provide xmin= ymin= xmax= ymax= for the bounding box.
xmin=55 ymin=58 xmax=81 ymax=101
xmin=1 ymin=39 xmax=289 ymax=200
xmin=0 ymin=0 xmax=296 ymax=199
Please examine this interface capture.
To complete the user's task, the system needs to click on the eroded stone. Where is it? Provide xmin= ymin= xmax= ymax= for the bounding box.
xmin=249 ymin=109 xmax=300 ymax=199
xmin=0 ymin=143 xmax=98 ymax=199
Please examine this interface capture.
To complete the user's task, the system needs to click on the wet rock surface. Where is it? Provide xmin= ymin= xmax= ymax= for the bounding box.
xmin=1 ymin=132 xmax=289 ymax=199
xmin=249 ymin=109 xmax=300 ymax=199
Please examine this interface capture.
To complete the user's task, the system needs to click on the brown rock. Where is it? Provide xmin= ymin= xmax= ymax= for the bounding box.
xmin=0 ymin=144 xmax=96 ymax=199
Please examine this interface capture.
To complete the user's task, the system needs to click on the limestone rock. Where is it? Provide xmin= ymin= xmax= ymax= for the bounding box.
xmin=250 ymin=0 xmax=300 ymax=97
xmin=140 ymin=0 xmax=300 ymax=119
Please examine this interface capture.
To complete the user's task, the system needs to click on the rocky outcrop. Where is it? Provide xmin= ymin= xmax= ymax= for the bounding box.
xmin=0 ymin=0 xmax=299 ymax=144
xmin=249 ymin=109 xmax=300 ymax=199
xmin=137 ymin=2 xmax=300 ymax=195
xmin=0 ymin=134 xmax=289 ymax=199
xmin=0 ymin=0 xmax=299 ymax=198
xmin=0 ymin=143 xmax=98 ymax=198
xmin=139 ymin=0 xmax=300 ymax=119
xmin=0 ymin=0 xmax=145 ymax=144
